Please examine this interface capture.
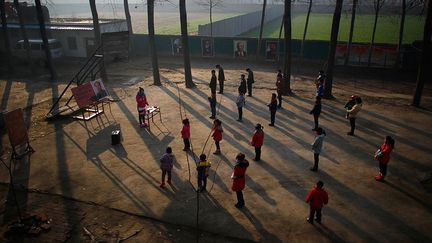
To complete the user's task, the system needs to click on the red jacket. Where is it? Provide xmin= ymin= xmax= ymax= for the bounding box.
xmin=212 ymin=125 xmax=223 ymax=142
xmin=231 ymin=160 xmax=249 ymax=191
xmin=136 ymin=94 xmax=148 ymax=109
xmin=181 ymin=124 xmax=190 ymax=139
xmin=306 ymin=187 xmax=328 ymax=209
xmin=251 ymin=130 xmax=264 ymax=148
xmin=377 ymin=143 xmax=393 ymax=164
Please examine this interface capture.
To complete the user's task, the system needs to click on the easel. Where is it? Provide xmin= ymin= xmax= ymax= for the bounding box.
xmin=73 ymin=98 xmax=112 ymax=121
xmin=4 ymin=109 xmax=34 ymax=160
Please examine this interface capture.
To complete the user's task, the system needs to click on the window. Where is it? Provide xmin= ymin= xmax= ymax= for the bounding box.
xmin=67 ymin=37 xmax=77 ymax=50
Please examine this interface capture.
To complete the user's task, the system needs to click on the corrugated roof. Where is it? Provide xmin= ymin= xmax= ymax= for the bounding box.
xmin=7 ymin=23 xmax=93 ymax=31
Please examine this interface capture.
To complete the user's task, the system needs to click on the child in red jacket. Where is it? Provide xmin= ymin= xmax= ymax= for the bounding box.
xmin=181 ymin=119 xmax=190 ymax=151
xmin=306 ymin=180 xmax=328 ymax=224
xmin=251 ymin=124 xmax=264 ymax=161
xmin=212 ymin=119 xmax=223 ymax=155
xmin=374 ymin=136 xmax=395 ymax=181
xmin=136 ymin=87 xmax=149 ymax=128
xmin=231 ymin=153 xmax=249 ymax=208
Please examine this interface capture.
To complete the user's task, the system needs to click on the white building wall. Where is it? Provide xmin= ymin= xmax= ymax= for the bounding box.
xmin=52 ymin=30 xmax=94 ymax=58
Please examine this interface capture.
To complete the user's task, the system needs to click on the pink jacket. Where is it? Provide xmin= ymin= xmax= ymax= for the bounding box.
xmin=181 ymin=124 xmax=190 ymax=139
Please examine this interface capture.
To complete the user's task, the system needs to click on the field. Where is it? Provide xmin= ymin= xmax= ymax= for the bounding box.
xmin=240 ymin=13 xmax=425 ymax=44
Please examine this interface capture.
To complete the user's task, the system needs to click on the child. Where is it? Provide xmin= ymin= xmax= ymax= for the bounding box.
xmin=236 ymin=91 xmax=245 ymax=122
xmin=208 ymin=92 xmax=217 ymax=119
xmin=181 ymin=118 xmax=190 ymax=151
xmin=344 ymin=95 xmax=356 ymax=119
xmin=231 ymin=153 xmax=249 ymax=208
xmin=347 ymin=96 xmax=362 ymax=136
xmin=310 ymin=127 xmax=326 ymax=172
xmin=136 ymin=87 xmax=149 ymax=127
xmin=209 ymin=70 xmax=217 ymax=94
xmin=197 ymin=154 xmax=211 ymax=192
xmin=374 ymin=136 xmax=395 ymax=181
xmin=268 ymin=93 xmax=278 ymax=126
xmin=238 ymin=74 xmax=247 ymax=95
xmin=310 ymin=96 xmax=322 ymax=131
xmin=212 ymin=119 xmax=223 ymax=154
xmin=159 ymin=147 xmax=176 ymax=187
xmin=306 ymin=181 xmax=328 ymax=224
xmin=251 ymin=124 xmax=264 ymax=161
xmin=276 ymin=73 xmax=283 ymax=108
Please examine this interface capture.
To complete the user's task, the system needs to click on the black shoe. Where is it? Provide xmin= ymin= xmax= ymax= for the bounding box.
xmin=315 ymin=218 xmax=322 ymax=224
xmin=269 ymin=124 xmax=274 ymax=127
xmin=209 ymin=116 xmax=216 ymax=119
xmin=235 ymin=203 xmax=244 ymax=208
xmin=306 ymin=218 xmax=314 ymax=224
xmin=237 ymin=119 xmax=242 ymax=122
xmin=310 ymin=167 xmax=318 ymax=172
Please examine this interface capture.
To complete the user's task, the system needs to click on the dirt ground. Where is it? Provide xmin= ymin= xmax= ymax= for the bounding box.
xmin=0 ymin=56 xmax=432 ymax=242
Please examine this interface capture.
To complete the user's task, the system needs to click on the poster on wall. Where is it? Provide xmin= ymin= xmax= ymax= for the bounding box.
xmin=90 ymin=79 xmax=109 ymax=101
xmin=336 ymin=44 xmax=397 ymax=67
xmin=172 ymin=38 xmax=183 ymax=56
xmin=72 ymin=79 xmax=109 ymax=109
xmin=265 ymin=41 xmax=278 ymax=61
xmin=233 ymin=40 xmax=247 ymax=58
xmin=201 ymin=38 xmax=214 ymax=57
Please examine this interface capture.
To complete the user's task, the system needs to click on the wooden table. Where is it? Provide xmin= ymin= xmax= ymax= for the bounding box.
xmin=145 ymin=106 xmax=162 ymax=130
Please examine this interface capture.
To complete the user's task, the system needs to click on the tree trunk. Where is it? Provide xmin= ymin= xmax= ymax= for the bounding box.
xmin=180 ymin=0 xmax=195 ymax=88
xmin=277 ymin=13 xmax=284 ymax=61
xmin=345 ymin=0 xmax=357 ymax=65
xmin=256 ymin=0 xmax=267 ymax=59
xmin=396 ymin=0 xmax=406 ymax=68
xmin=124 ymin=0 xmax=133 ymax=34
xmin=13 ymin=0 xmax=33 ymax=72
xmin=148 ymin=0 xmax=161 ymax=86
xmin=368 ymin=0 xmax=381 ymax=67
xmin=412 ymin=0 xmax=432 ymax=107
xmin=323 ymin=0 xmax=343 ymax=99
xmin=0 ymin=0 xmax=14 ymax=73
xmin=282 ymin=0 xmax=292 ymax=95
xmin=35 ymin=0 xmax=56 ymax=79
xmin=210 ymin=0 xmax=213 ymax=37
xmin=300 ymin=0 xmax=312 ymax=59
xmin=89 ymin=0 xmax=108 ymax=81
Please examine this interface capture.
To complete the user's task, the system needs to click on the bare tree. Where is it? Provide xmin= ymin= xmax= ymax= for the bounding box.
xmin=300 ymin=0 xmax=312 ymax=59
xmin=345 ymin=0 xmax=358 ymax=65
xmin=89 ymin=0 xmax=108 ymax=81
xmin=367 ymin=0 xmax=386 ymax=67
xmin=195 ymin=0 xmax=223 ymax=37
xmin=256 ymin=0 xmax=267 ymax=59
xmin=0 ymin=0 xmax=14 ymax=73
xmin=282 ymin=0 xmax=292 ymax=95
xmin=13 ymin=0 xmax=34 ymax=72
xmin=324 ymin=0 xmax=343 ymax=98
xmin=148 ymin=0 xmax=161 ymax=85
xmin=180 ymin=0 xmax=195 ymax=88
xmin=412 ymin=0 xmax=431 ymax=107
xmin=124 ymin=0 xmax=133 ymax=34
xmin=35 ymin=0 xmax=56 ymax=79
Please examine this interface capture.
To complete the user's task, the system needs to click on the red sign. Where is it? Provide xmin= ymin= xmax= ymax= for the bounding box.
xmin=71 ymin=83 xmax=95 ymax=109
xmin=4 ymin=108 xmax=28 ymax=147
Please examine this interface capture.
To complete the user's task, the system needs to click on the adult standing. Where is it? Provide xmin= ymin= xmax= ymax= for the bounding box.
xmin=238 ymin=74 xmax=247 ymax=95
xmin=310 ymin=96 xmax=322 ymax=131
xmin=268 ymin=93 xmax=278 ymax=126
xmin=231 ymin=153 xmax=249 ymax=208
xmin=306 ymin=181 xmax=328 ymax=224
xmin=251 ymin=124 xmax=264 ymax=161
xmin=246 ymin=68 xmax=254 ymax=97
xmin=236 ymin=90 xmax=245 ymax=122
xmin=209 ymin=69 xmax=217 ymax=94
xmin=346 ymin=96 xmax=363 ymax=136
xmin=316 ymin=70 xmax=325 ymax=98
xmin=216 ymin=64 xmax=225 ymax=94
xmin=276 ymin=73 xmax=283 ymax=109
xmin=374 ymin=136 xmax=395 ymax=182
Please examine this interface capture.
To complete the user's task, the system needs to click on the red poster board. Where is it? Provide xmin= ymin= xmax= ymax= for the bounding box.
xmin=4 ymin=108 xmax=28 ymax=148
xmin=71 ymin=83 xmax=96 ymax=109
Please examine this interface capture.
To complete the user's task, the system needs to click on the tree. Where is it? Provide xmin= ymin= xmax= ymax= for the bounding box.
xmin=0 ymin=0 xmax=14 ymax=73
xmin=195 ymin=0 xmax=223 ymax=37
xmin=412 ymin=0 xmax=431 ymax=107
xmin=35 ymin=0 xmax=56 ymax=79
xmin=345 ymin=0 xmax=358 ymax=65
xmin=89 ymin=0 xmax=108 ymax=81
xmin=180 ymin=0 xmax=195 ymax=88
xmin=13 ymin=0 xmax=34 ymax=72
xmin=367 ymin=0 xmax=386 ymax=67
xmin=148 ymin=0 xmax=161 ymax=85
xmin=324 ymin=0 xmax=343 ymax=99
xmin=256 ymin=0 xmax=267 ymax=59
xmin=282 ymin=0 xmax=292 ymax=95
xmin=124 ymin=0 xmax=133 ymax=34
xmin=300 ymin=0 xmax=312 ymax=59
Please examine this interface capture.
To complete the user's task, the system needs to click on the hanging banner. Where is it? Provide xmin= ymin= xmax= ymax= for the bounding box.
xmin=71 ymin=83 xmax=96 ymax=109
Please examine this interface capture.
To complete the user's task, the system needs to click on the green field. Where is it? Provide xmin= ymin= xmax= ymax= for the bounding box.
xmin=240 ymin=14 xmax=425 ymax=44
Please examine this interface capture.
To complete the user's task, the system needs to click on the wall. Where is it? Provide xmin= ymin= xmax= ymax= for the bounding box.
xmin=52 ymin=30 xmax=94 ymax=58
xmin=198 ymin=6 xmax=283 ymax=37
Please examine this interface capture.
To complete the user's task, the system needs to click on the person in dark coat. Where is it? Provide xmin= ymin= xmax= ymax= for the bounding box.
xmin=238 ymin=74 xmax=247 ymax=95
xmin=159 ymin=147 xmax=176 ymax=188
xmin=268 ymin=93 xmax=278 ymax=126
xmin=216 ymin=64 xmax=225 ymax=94
xmin=209 ymin=70 xmax=217 ymax=94
xmin=231 ymin=153 xmax=249 ymax=208
xmin=208 ymin=92 xmax=217 ymax=119
xmin=276 ymin=73 xmax=283 ymax=109
xmin=310 ymin=96 xmax=322 ymax=131
xmin=306 ymin=180 xmax=328 ymax=224
xmin=246 ymin=68 xmax=254 ymax=97
xmin=197 ymin=154 xmax=211 ymax=192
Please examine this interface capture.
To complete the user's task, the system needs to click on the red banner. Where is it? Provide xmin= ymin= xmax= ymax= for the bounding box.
xmin=71 ymin=83 xmax=95 ymax=109
xmin=4 ymin=108 xmax=28 ymax=147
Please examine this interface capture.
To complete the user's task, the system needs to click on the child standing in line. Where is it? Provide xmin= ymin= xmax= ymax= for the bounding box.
xmin=197 ymin=154 xmax=211 ymax=192
xmin=276 ymin=73 xmax=283 ymax=108
xmin=347 ymin=96 xmax=363 ymax=136
xmin=306 ymin=181 xmax=328 ymax=224
xmin=268 ymin=93 xmax=278 ymax=126
xmin=374 ymin=136 xmax=395 ymax=182
xmin=159 ymin=147 xmax=176 ymax=188
xmin=212 ymin=119 xmax=223 ymax=155
xmin=231 ymin=153 xmax=249 ymax=208
xmin=310 ymin=96 xmax=322 ymax=131
xmin=236 ymin=91 xmax=245 ymax=122
xmin=310 ymin=128 xmax=326 ymax=172
xmin=136 ymin=87 xmax=149 ymax=128
xmin=181 ymin=118 xmax=190 ymax=151
xmin=344 ymin=95 xmax=356 ymax=119
xmin=238 ymin=74 xmax=247 ymax=95
xmin=251 ymin=124 xmax=264 ymax=161
xmin=208 ymin=92 xmax=217 ymax=119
